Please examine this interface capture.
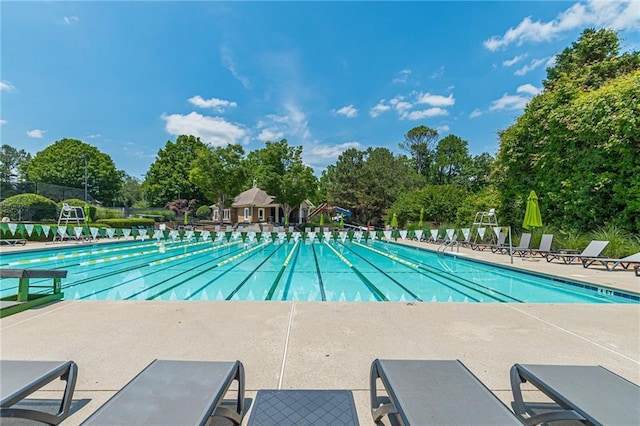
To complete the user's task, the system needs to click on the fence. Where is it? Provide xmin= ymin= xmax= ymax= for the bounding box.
xmin=0 ymin=181 xmax=94 ymax=203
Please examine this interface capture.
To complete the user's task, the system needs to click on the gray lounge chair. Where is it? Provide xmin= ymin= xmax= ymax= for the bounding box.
xmin=497 ymin=233 xmax=531 ymax=255
xmin=545 ymin=240 xmax=609 ymax=264
xmin=581 ymin=251 xmax=640 ymax=271
xmin=1 ymin=360 xmax=78 ymax=425
xmin=511 ymin=363 xmax=640 ymax=425
xmin=472 ymin=231 xmax=506 ymax=252
xmin=370 ymin=359 xmax=525 ymax=425
xmin=518 ymin=234 xmax=554 ymax=257
xmin=0 ymin=239 xmax=27 ymax=246
xmin=81 ymin=359 xmax=245 ymax=425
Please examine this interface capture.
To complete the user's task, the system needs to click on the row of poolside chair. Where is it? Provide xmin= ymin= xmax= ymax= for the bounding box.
xmin=2 ymin=358 xmax=638 ymax=425
xmin=463 ymin=232 xmax=640 ymax=272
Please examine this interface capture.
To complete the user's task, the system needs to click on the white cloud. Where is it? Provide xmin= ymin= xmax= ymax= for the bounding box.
xmin=370 ymin=100 xmax=391 ymax=117
xmin=1 ymin=81 xmax=15 ymax=91
xmin=514 ymin=57 xmax=548 ymax=76
xmin=489 ymin=94 xmax=531 ymax=111
xmin=310 ymin=142 xmax=361 ymax=160
xmin=0 ymin=120 xmax=7 ymax=126
xmin=484 ymin=0 xmax=640 ymax=51
xmin=517 ymin=83 xmax=542 ymax=96
xmin=470 ymin=109 xmax=483 ymax=119
xmin=87 ymin=134 xmax=101 ymax=139
xmin=437 ymin=125 xmax=450 ymax=133
xmin=257 ymin=128 xmax=285 ymax=142
xmin=221 ymin=45 xmax=251 ymax=89
xmin=256 ymin=103 xmax=311 ymax=142
xmin=503 ymin=54 xmax=527 ymax=67
xmin=27 ymin=129 xmax=46 ymax=138
xmin=162 ymin=111 xmax=247 ymax=146
xmin=403 ymin=108 xmax=448 ymax=120
xmin=430 ymin=66 xmax=445 ymax=79
xmin=333 ymin=104 xmax=358 ymax=118
xmin=416 ymin=92 xmax=455 ymax=107
xmin=188 ymin=95 xmax=237 ymax=112
xmin=393 ymin=69 xmax=412 ymax=83
xmin=63 ymin=15 xmax=79 ymax=24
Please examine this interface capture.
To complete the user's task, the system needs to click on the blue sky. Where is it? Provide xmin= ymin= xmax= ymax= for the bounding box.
xmin=2 ymin=1 xmax=639 ymax=180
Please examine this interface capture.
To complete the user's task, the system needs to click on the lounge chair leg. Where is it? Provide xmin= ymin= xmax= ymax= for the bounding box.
xmin=0 ymin=362 xmax=78 ymax=425
xmin=510 ymin=365 xmax=529 ymax=419
xmin=370 ymin=359 xmax=400 ymax=425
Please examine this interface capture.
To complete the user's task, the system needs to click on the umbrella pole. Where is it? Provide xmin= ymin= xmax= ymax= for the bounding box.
xmin=508 ymin=226 xmax=513 ymax=264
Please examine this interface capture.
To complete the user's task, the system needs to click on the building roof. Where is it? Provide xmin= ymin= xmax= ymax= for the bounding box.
xmin=232 ymin=186 xmax=276 ymax=207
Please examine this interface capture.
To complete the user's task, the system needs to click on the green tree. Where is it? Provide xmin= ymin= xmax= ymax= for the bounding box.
xmin=143 ymin=135 xmax=207 ymax=206
xmin=387 ymin=185 xmax=468 ymax=227
xmin=461 ymin=153 xmax=494 ymax=193
xmin=116 ymin=173 xmax=142 ymax=207
xmin=22 ymin=138 xmax=121 ymax=204
xmin=189 ymin=144 xmax=246 ymax=225
xmin=0 ymin=144 xmax=31 ymax=183
xmin=434 ymin=135 xmax=470 ymax=185
xmin=325 ymin=147 xmax=419 ymax=224
xmin=323 ymin=148 xmax=366 ymax=219
xmin=399 ymin=125 xmax=439 ymax=180
xmin=495 ymin=29 xmax=640 ymax=232
xmin=248 ymin=139 xmax=317 ymax=225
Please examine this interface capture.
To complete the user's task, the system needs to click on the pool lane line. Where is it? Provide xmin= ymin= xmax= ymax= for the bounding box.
xmin=336 ymin=242 xmax=422 ymax=302
xmin=323 ymin=241 xmax=387 ymax=302
xmin=266 ymin=240 xmax=300 ymax=300
xmin=4 ymin=238 xmax=208 ymax=267
xmin=225 ymin=243 xmax=286 ymax=300
xmin=381 ymin=241 xmax=580 ymax=299
xmin=281 ymin=242 xmax=303 ymax=301
xmin=75 ymin=245 xmax=249 ymax=299
xmin=378 ymin=242 xmax=589 ymax=302
xmin=184 ymin=244 xmax=280 ymax=300
xmin=310 ymin=245 xmax=327 ymax=301
xmin=350 ymin=244 xmax=483 ymax=302
xmin=354 ymin=241 xmax=519 ymax=303
xmin=66 ymin=242 xmax=246 ymax=291
xmin=148 ymin=240 xmax=241 ymax=266
xmin=142 ymin=242 xmax=273 ymax=300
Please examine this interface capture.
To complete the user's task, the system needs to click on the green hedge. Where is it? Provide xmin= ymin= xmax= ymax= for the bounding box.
xmin=95 ymin=218 xmax=156 ymax=228
xmin=0 ymin=193 xmax=57 ymax=221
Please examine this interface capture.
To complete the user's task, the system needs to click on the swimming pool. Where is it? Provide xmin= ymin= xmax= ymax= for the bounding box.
xmin=0 ymin=235 xmax=637 ymax=303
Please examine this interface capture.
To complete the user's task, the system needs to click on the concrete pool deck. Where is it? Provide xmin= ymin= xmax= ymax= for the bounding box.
xmin=1 ymin=239 xmax=639 ymax=425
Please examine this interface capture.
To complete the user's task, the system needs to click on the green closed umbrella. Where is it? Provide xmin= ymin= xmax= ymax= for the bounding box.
xmin=319 ymin=214 xmax=325 ymax=226
xmin=390 ymin=212 xmax=398 ymax=229
xmin=522 ymin=191 xmax=543 ymax=230
xmin=418 ymin=207 xmax=424 ymax=228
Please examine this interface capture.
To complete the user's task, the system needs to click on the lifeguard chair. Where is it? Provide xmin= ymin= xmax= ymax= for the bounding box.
xmin=472 ymin=208 xmax=499 ymax=244
xmin=54 ymin=203 xmax=86 ymax=242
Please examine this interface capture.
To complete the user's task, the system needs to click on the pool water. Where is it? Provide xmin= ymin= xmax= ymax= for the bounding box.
xmin=0 ymin=237 xmax=636 ymax=303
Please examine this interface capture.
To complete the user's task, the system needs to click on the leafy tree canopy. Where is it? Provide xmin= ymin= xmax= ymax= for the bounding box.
xmin=495 ymin=28 xmax=640 ymax=232
xmin=22 ymin=138 xmax=121 ymax=204
xmin=143 ymin=135 xmax=207 ymax=206
xmin=247 ymin=139 xmax=316 ymax=225
xmin=0 ymin=144 xmax=31 ymax=183
xmin=189 ymin=144 xmax=246 ymax=225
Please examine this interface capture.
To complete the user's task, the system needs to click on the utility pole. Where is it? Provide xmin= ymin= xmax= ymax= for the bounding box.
xmin=83 ymin=154 xmax=88 ymax=202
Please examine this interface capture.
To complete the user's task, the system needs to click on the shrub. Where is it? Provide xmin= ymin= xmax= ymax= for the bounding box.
xmin=0 ymin=193 xmax=57 ymax=221
xmin=589 ymin=223 xmax=638 ymax=258
xmin=196 ymin=205 xmax=211 ymax=218
xmin=556 ymin=228 xmax=590 ymax=251
xmin=95 ymin=218 xmax=156 ymax=228
xmin=58 ymin=198 xmax=97 ymax=221
xmin=94 ymin=207 xmax=125 ymax=220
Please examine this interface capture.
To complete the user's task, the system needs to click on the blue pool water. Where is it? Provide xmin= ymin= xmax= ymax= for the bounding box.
xmin=0 ymin=237 xmax=637 ymax=303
